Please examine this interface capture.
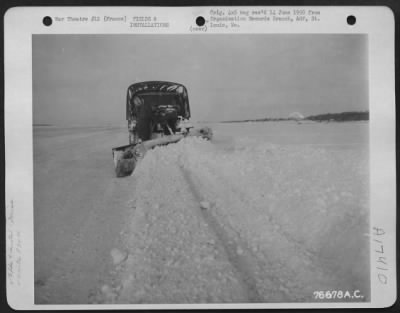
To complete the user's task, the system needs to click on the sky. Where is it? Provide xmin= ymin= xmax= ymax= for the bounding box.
xmin=32 ymin=34 xmax=368 ymax=126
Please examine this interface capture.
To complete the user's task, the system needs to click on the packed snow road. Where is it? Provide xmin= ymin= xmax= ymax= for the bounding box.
xmin=34 ymin=126 xmax=134 ymax=304
xmin=34 ymin=122 xmax=369 ymax=304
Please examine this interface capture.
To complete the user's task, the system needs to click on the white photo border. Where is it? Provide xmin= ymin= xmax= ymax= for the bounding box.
xmin=4 ymin=6 xmax=396 ymax=310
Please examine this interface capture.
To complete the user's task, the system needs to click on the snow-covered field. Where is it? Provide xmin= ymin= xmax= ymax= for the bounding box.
xmin=34 ymin=121 xmax=369 ymax=304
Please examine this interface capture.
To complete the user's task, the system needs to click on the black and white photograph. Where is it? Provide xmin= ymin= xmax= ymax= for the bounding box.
xmin=32 ymin=33 xmax=370 ymax=304
xmin=4 ymin=6 xmax=396 ymax=310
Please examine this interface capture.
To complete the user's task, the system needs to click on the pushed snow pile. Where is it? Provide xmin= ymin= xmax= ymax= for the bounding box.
xmin=112 ymin=134 xmax=369 ymax=303
xmin=110 ymin=248 xmax=128 ymax=266
xmin=200 ymin=201 xmax=211 ymax=210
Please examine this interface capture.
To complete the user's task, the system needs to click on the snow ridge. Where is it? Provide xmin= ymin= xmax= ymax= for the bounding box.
xmin=99 ymin=135 xmax=369 ymax=303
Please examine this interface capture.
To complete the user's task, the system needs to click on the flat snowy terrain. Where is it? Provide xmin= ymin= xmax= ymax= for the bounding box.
xmin=34 ymin=121 xmax=369 ymax=304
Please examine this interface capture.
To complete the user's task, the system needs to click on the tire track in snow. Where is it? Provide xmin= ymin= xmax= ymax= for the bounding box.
xmin=179 ymin=165 xmax=266 ymax=302
xmin=197 ymin=156 xmax=361 ymax=291
xmin=114 ymin=156 xmax=250 ymax=303
xmin=177 ymin=139 xmax=317 ymax=301
xmin=179 ymin=141 xmax=356 ymax=301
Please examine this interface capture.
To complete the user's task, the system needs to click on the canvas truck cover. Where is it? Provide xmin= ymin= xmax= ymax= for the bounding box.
xmin=126 ymin=81 xmax=190 ymax=120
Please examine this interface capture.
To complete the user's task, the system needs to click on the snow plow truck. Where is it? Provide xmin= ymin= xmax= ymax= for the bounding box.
xmin=112 ymin=81 xmax=212 ymax=177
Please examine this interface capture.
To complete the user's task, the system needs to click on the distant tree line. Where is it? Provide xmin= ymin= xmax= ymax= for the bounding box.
xmin=218 ymin=111 xmax=369 ymax=124
xmin=221 ymin=117 xmax=289 ymax=123
xmin=305 ymin=111 xmax=369 ymax=122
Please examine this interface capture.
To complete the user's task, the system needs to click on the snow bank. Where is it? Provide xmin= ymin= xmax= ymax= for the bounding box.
xmin=111 ymin=128 xmax=369 ymax=303
xmin=185 ymin=137 xmax=368 ymax=295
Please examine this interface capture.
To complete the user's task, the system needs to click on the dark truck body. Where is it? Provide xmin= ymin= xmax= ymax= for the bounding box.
xmin=112 ymin=81 xmax=212 ymax=177
xmin=126 ymin=81 xmax=190 ymax=120
xmin=126 ymin=81 xmax=191 ymax=142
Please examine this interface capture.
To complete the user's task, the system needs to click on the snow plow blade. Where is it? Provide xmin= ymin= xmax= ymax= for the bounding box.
xmin=112 ymin=127 xmax=212 ymax=177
